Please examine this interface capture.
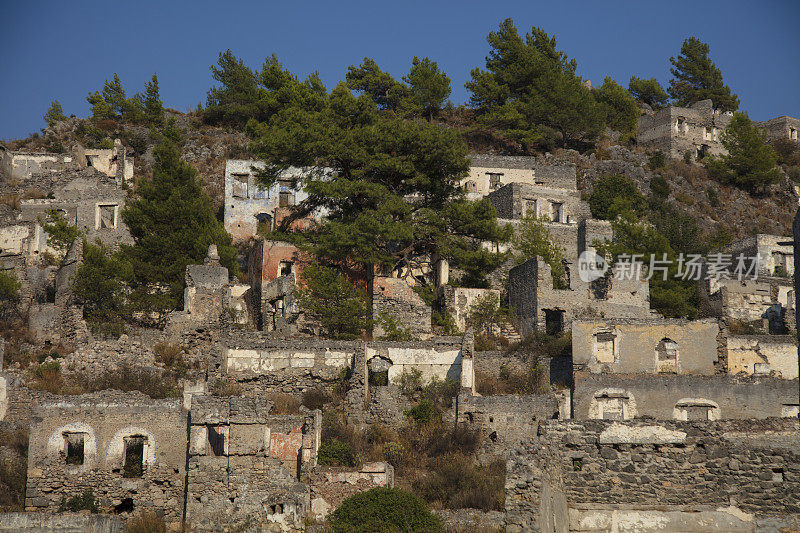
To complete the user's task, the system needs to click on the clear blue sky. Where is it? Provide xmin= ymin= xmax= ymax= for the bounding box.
xmin=1 ymin=1 xmax=798 ymax=140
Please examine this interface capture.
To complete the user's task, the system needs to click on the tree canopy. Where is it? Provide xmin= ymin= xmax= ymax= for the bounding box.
xmin=668 ymin=37 xmax=739 ymax=112
xmin=628 ymin=77 xmax=669 ymax=109
xmin=403 ymin=56 xmax=451 ymax=120
xmin=706 ymin=112 xmax=781 ymax=193
xmin=246 ymin=57 xmax=510 ymax=286
xmin=588 ymin=174 xmax=646 ymax=220
xmin=595 ymin=77 xmax=639 ymax=136
xmin=466 ymin=19 xmax=606 ymax=150
xmin=43 ymin=100 xmax=66 ymax=127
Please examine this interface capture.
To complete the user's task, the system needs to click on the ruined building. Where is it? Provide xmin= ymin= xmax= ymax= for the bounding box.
xmin=223 ymin=160 xmax=314 ymax=242
xmin=636 ymin=99 xmax=733 ymax=159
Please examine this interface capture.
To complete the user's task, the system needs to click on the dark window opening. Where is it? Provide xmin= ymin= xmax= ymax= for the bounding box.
xmin=279 ymin=261 xmax=294 ymax=277
xmin=123 ymin=436 xmax=145 ymax=478
xmin=487 ymin=172 xmax=503 ymax=190
xmin=114 ymin=497 xmax=135 ymax=514
xmin=489 ymin=431 xmax=498 ymax=442
xmin=268 ymin=503 xmax=285 ymax=516
xmin=64 ymin=433 xmax=85 ymax=465
xmin=544 ymin=309 xmax=564 ymax=335
xmin=208 ymin=425 xmax=226 ymax=456
xmin=572 ymin=458 xmax=583 ymax=471
xmin=368 ymin=370 xmax=388 ymax=386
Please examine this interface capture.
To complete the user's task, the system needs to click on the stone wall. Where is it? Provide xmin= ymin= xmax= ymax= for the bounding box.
xmin=726 ymin=335 xmax=797 ymax=379
xmin=223 ymin=160 xmax=311 ymax=242
xmin=0 ymin=512 xmax=124 ymax=532
xmin=372 ymin=276 xmax=431 ymax=339
xmin=463 ymin=154 xmax=576 ymax=198
xmin=440 ymin=285 xmax=501 ymax=332
xmin=505 ymin=418 xmax=800 ymax=532
xmin=25 ymin=392 xmax=187 ymax=525
xmin=724 ymin=233 xmax=794 ymax=278
xmin=509 ymin=258 xmax=652 ymax=337
xmin=699 ymin=276 xmax=794 ymax=332
xmin=186 ymin=395 xmax=319 ymax=532
xmin=572 ymin=318 xmax=720 ymax=375
xmin=758 ymin=115 xmax=800 ymax=142
xmin=572 ymin=371 xmax=798 ymax=420
xmin=636 ymin=100 xmax=733 ymax=159
xmin=487 ymin=182 xmax=583 ymax=224
xmin=0 ymin=151 xmax=77 ymax=182
xmin=308 ymin=462 xmax=394 ymax=519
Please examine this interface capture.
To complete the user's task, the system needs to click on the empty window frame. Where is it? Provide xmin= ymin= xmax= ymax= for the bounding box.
xmin=278 ymin=180 xmax=295 ymax=207
xmin=97 ymin=204 xmax=117 ymax=229
xmin=550 ymin=202 xmax=564 ymax=223
xmin=543 ymin=309 xmax=564 ymax=335
xmin=207 ymin=425 xmax=227 ymax=456
xmin=486 ymin=172 xmax=503 ymax=191
xmin=524 ymin=199 xmax=537 ymax=218
xmin=655 ymin=338 xmax=678 ymax=373
xmin=63 ymin=432 xmax=85 ymax=465
xmin=278 ymin=260 xmax=294 ymax=277
xmin=231 ymin=173 xmax=249 ymax=199
xmin=122 ymin=436 xmax=146 ymax=478
xmin=593 ymin=331 xmax=616 ymax=364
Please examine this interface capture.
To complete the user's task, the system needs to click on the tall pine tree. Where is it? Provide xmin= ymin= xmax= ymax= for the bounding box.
xmin=144 ymin=73 xmax=164 ymax=124
xmin=403 ymin=57 xmax=451 ymax=121
xmin=668 ymin=37 xmax=739 ymax=112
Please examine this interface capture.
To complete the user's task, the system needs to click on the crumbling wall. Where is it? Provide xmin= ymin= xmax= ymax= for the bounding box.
xmin=25 ymin=392 xmax=187 ymax=524
xmin=463 ymin=154 xmax=576 ymax=198
xmin=726 ymin=335 xmax=797 ymax=378
xmin=440 ymin=285 xmax=501 ymax=332
xmin=505 ymin=418 xmax=800 ymax=532
xmin=186 ymin=395 xmax=318 ymax=532
xmin=0 ymin=150 xmax=77 ymax=182
xmin=636 ymin=100 xmax=733 ymax=159
xmin=372 ymin=276 xmax=431 ymax=339
xmin=572 ymin=318 xmax=720 ymax=375
xmin=572 ymin=371 xmax=798 ymax=420
xmin=308 ymin=462 xmax=394 ymax=519
xmin=758 ymin=115 xmax=800 ymax=142
xmin=509 ymin=258 xmax=652 ymax=336
xmin=488 ymin=182 xmax=582 ymax=224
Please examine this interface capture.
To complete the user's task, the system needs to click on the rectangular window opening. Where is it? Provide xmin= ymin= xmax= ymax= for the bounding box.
xmin=123 ymin=436 xmax=146 ymax=478
xmin=64 ymin=432 xmax=85 ymax=465
xmin=208 ymin=425 xmax=226 ymax=456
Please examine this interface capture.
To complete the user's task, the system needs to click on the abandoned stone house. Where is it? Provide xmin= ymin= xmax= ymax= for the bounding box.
xmin=505 ymin=418 xmax=800 ymax=532
xmin=636 ymin=99 xmax=733 ymax=159
xmin=724 ymin=233 xmax=794 ymax=278
xmin=1 ymin=139 xmax=133 ymax=185
xmin=223 ymin=160 xmax=315 ymax=242
xmin=509 ymin=257 xmax=653 ymax=336
xmin=461 ymin=154 xmax=576 ymax=199
xmin=570 ymin=317 xmax=799 ymax=421
xmin=758 ymin=115 xmax=800 ymax=143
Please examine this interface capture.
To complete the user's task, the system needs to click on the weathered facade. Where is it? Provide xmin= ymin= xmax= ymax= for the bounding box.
xmin=372 ymin=276 xmax=432 ymax=339
xmin=758 ymin=115 xmax=800 ymax=142
xmin=462 ymin=154 xmax=576 ymax=199
xmin=509 ymin=258 xmax=653 ymax=336
xmin=724 ymin=233 xmax=794 ymax=278
xmin=186 ymin=396 xmax=319 ymax=531
xmin=636 ymin=99 xmax=733 ymax=159
xmin=572 ymin=371 xmax=798 ymax=420
xmin=488 ymin=181 xmax=583 ymax=224
xmin=505 ymin=418 xmax=800 ymax=532
xmin=571 ymin=318 xmax=721 ymax=375
xmin=25 ymin=392 xmax=187 ymax=525
xmin=223 ymin=160 xmax=313 ymax=242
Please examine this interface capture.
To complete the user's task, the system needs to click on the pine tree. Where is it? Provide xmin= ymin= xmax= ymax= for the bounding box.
xmin=102 ymin=73 xmax=127 ymax=117
xmin=466 ymin=19 xmax=605 ymax=149
xmin=346 ymin=57 xmax=412 ymax=112
xmin=248 ymin=59 xmax=511 ymax=286
xmin=297 ymin=263 xmax=370 ymax=339
xmin=628 ymin=77 xmax=669 ymax=109
xmin=668 ymin=37 xmax=739 ymax=111
xmin=87 ymin=91 xmax=113 ymax=120
xmin=204 ymin=50 xmax=261 ymax=126
xmin=43 ymin=100 xmax=67 ymax=127
xmin=706 ymin=113 xmax=781 ymax=193
xmin=120 ymin=141 xmax=237 ymax=320
xmin=144 ymin=73 xmax=164 ymax=124
xmin=403 ymin=57 xmax=451 ymax=121
xmin=595 ymin=77 xmax=639 ymax=136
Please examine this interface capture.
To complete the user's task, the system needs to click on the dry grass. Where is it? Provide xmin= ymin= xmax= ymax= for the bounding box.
xmin=268 ymin=392 xmax=301 ymax=414
xmin=126 ymin=511 xmax=167 ymax=533
xmin=0 ymin=428 xmax=28 ymax=512
xmin=210 ymin=378 xmax=242 ymax=397
xmin=0 ymin=194 xmax=20 ymax=210
xmin=22 ymin=187 xmax=46 ymax=200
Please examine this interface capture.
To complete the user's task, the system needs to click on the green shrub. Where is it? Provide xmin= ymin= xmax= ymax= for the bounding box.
xmin=706 ymin=186 xmax=720 ymax=207
xmin=318 ymin=438 xmax=357 ymax=467
xmin=406 ymin=399 xmax=439 ymax=425
xmin=376 ymin=312 xmax=412 ymax=341
xmin=59 ymin=489 xmax=98 ymax=513
xmin=329 ymin=487 xmax=443 ymax=533
xmin=649 ymin=175 xmax=669 ymax=199
xmin=648 ymin=151 xmax=666 ymax=170
xmin=588 ymin=174 xmax=645 ymax=220
xmin=414 ymin=454 xmax=505 ymax=511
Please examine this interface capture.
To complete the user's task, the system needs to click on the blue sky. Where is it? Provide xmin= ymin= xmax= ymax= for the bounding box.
xmin=1 ymin=1 xmax=798 ymax=140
